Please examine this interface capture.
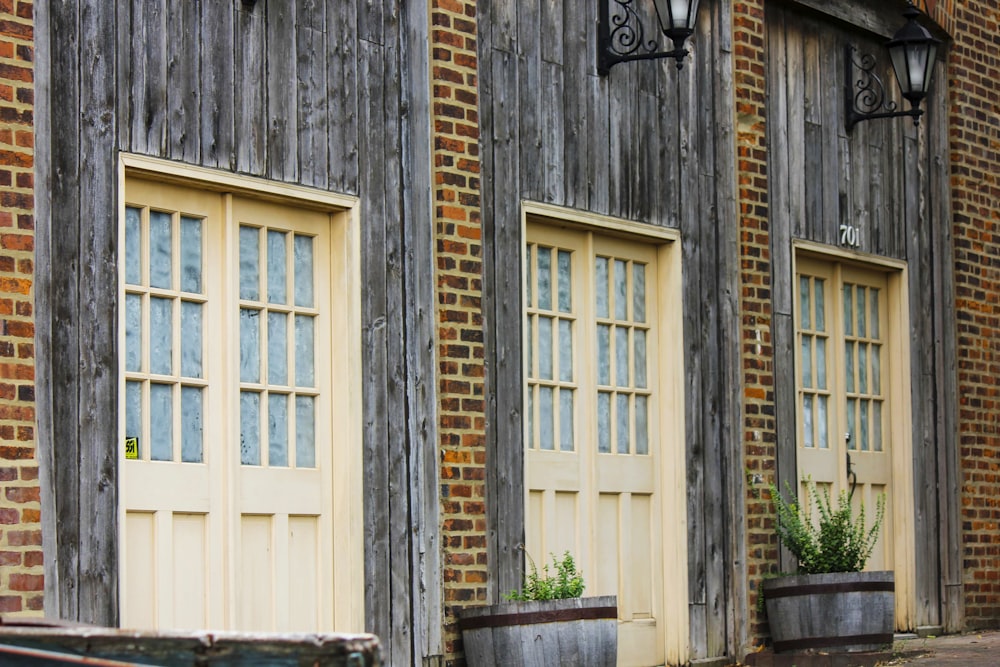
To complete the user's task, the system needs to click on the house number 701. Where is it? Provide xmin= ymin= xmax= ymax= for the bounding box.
xmin=840 ymin=224 xmax=860 ymax=248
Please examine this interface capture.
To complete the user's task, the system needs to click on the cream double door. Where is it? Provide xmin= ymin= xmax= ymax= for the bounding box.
xmin=120 ymin=177 xmax=348 ymax=632
xmin=795 ymin=255 xmax=915 ymax=628
xmin=524 ymin=222 xmax=687 ymax=667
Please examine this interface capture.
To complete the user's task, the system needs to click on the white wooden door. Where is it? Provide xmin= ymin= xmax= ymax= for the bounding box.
xmin=120 ymin=181 xmax=226 ymax=630
xmin=230 ymin=198 xmax=335 ymax=632
xmin=120 ymin=176 xmax=357 ymax=633
xmin=525 ymin=224 xmax=686 ymax=667
xmin=794 ymin=255 xmax=915 ymax=628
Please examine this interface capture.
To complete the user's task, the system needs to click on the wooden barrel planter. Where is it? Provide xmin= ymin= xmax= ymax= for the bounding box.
xmin=458 ymin=595 xmax=617 ymax=667
xmin=762 ymin=571 xmax=894 ymax=653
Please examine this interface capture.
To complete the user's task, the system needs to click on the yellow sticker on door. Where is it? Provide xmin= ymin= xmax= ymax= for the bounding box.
xmin=124 ymin=437 xmax=139 ymax=460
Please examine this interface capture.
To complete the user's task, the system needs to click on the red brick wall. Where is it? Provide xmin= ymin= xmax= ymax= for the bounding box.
xmin=734 ymin=0 xmax=777 ymax=642
xmin=948 ymin=0 xmax=1000 ymax=630
xmin=431 ymin=0 xmax=486 ymax=663
xmin=0 ymin=0 xmax=41 ymax=616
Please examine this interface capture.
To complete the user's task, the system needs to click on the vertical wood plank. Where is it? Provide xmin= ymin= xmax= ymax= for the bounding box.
xmin=235 ymin=1 xmax=266 ymax=175
xmin=296 ymin=0 xmax=329 ymax=190
xmin=266 ymin=0 xmax=298 ymax=180
xmin=357 ymin=36 xmax=391 ymax=657
xmin=327 ymin=1 xmax=360 ymax=194
xmin=562 ymin=0 xmax=588 ymax=210
xmin=199 ymin=0 xmax=234 ymax=169
xmin=165 ymin=0 xmax=201 ymax=163
xmin=77 ymin=0 xmax=119 ymax=625
xmin=130 ymin=0 xmax=166 ymax=155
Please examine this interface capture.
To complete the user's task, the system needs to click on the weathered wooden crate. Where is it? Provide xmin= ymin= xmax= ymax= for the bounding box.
xmin=0 ymin=622 xmax=381 ymax=666
xmin=458 ymin=595 xmax=617 ymax=667
xmin=763 ymin=571 xmax=894 ymax=653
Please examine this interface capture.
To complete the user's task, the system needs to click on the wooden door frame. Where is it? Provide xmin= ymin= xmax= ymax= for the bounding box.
xmin=788 ymin=241 xmax=917 ymax=630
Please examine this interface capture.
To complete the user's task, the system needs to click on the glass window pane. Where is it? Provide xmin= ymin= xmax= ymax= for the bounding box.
xmin=126 ymin=381 xmax=143 ymax=457
xmin=526 ymin=246 xmax=533 ymax=309
xmin=860 ymin=400 xmax=870 ymax=451
xmin=295 ymin=315 xmax=315 ymax=387
xmin=125 ymin=294 xmax=142 ymax=372
xmin=800 ymin=336 xmax=813 ymax=388
xmin=634 ymin=329 xmax=647 ymax=389
xmin=240 ymin=391 xmax=261 ymax=465
xmin=181 ymin=386 xmax=203 ymax=463
xmin=870 ymin=289 xmax=880 ymax=338
xmin=538 ymin=317 xmax=553 ymax=380
xmin=180 ymin=216 xmax=202 ymax=293
xmin=559 ymin=390 xmax=574 ymax=452
xmin=597 ymin=392 xmax=611 ymax=453
xmin=799 ymin=276 xmax=811 ymax=330
xmin=803 ymin=395 xmax=814 ymax=448
xmin=616 ymin=393 xmax=630 ymax=454
xmin=239 ymin=226 xmax=260 ymax=301
xmin=527 ymin=387 xmax=534 ymax=449
xmin=240 ymin=308 xmax=261 ymax=383
xmin=873 ymin=401 xmax=883 ymax=452
xmin=527 ymin=317 xmax=534 ymax=377
xmin=597 ymin=324 xmax=611 ymax=385
xmin=816 ymin=337 xmax=827 ymax=390
xmin=539 ymin=386 xmax=554 ymax=451
xmin=125 ymin=207 xmax=142 ymax=286
xmin=536 ymin=247 xmax=551 ymax=311
xmin=150 ymin=383 xmax=173 ymax=461
xmin=847 ymin=399 xmax=857 ymax=450
xmin=872 ymin=345 xmax=881 ymax=394
xmin=817 ymin=396 xmax=828 ymax=449
xmin=845 ymin=342 xmax=855 ymax=393
xmin=615 ymin=327 xmax=629 ymax=386
xmin=635 ymin=395 xmax=648 ymax=455
xmin=596 ymin=257 xmax=609 ymax=318
xmin=181 ymin=301 xmax=202 ymax=378
xmin=296 ymin=396 xmax=316 ymax=467
xmin=269 ymin=393 xmax=289 ymax=467
xmin=558 ymin=319 xmax=572 ymax=382
xmin=149 ymin=297 xmax=173 ymax=376
xmin=268 ymin=312 xmax=288 ymax=385
xmin=633 ymin=264 xmax=646 ymax=324
xmin=859 ymin=344 xmax=868 ymax=394
xmin=557 ymin=250 xmax=572 ymax=313
xmin=149 ymin=210 xmax=172 ymax=289
xmin=614 ymin=260 xmax=627 ymax=321
xmin=814 ymin=279 xmax=825 ymax=332
xmin=856 ymin=286 xmax=867 ymax=338
xmin=843 ymin=285 xmax=854 ymax=336
xmin=294 ymin=235 xmax=314 ymax=308
xmin=267 ymin=230 xmax=287 ymax=304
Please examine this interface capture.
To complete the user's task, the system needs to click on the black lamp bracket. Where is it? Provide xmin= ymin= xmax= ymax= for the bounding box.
xmin=598 ymin=0 xmax=689 ymax=75
xmin=845 ymin=46 xmax=922 ymax=131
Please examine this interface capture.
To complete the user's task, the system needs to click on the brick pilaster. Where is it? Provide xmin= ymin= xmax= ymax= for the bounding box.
xmin=948 ymin=0 xmax=1000 ymax=629
xmin=0 ymin=0 xmax=41 ymax=616
xmin=431 ymin=0 xmax=485 ymax=664
xmin=734 ymin=0 xmax=777 ymax=643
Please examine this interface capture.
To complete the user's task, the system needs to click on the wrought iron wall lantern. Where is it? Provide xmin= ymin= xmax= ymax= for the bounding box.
xmin=846 ymin=3 xmax=941 ymax=130
xmin=598 ymin=0 xmax=701 ymax=75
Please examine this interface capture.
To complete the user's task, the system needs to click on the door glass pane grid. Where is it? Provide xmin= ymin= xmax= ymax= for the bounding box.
xmin=797 ymin=275 xmax=831 ymax=450
xmin=844 ymin=283 xmax=885 ymax=452
xmin=239 ymin=225 xmax=318 ymax=468
xmin=596 ymin=255 xmax=651 ymax=456
xmin=525 ymin=243 xmax=577 ymax=452
xmin=123 ymin=205 xmax=206 ymax=464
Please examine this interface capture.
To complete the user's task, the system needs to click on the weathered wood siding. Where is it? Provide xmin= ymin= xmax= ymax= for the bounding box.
xmin=767 ymin=2 xmax=961 ymax=632
xmin=479 ymin=0 xmax=744 ymax=661
xmin=34 ymin=1 xmax=440 ymax=664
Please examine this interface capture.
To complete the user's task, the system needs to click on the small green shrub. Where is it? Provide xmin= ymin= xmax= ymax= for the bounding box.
xmin=506 ymin=550 xmax=585 ymax=601
xmin=769 ymin=480 xmax=886 ymax=574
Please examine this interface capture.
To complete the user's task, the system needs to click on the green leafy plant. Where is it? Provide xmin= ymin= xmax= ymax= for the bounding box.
xmin=768 ymin=479 xmax=886 ymax=574
xmin=506 ymin=550 xmax=585 ymax=601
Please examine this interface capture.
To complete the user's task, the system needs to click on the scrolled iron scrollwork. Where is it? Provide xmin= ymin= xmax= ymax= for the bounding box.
xmin=607 ymin=0 xmax=659 ymax=58
xmin=849 ymin=50 xmax=898 ymax=116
